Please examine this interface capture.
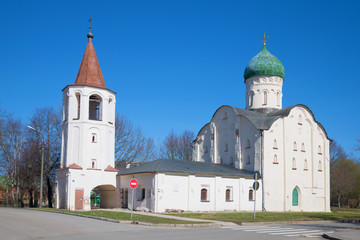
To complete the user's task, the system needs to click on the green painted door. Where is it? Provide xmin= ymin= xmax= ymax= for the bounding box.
xmin=292 ymin=188 xmax=298 ymax=206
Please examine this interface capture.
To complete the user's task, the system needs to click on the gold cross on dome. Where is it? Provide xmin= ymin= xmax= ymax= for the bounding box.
xmin=261 ymin=32 xmax=269 ymax=46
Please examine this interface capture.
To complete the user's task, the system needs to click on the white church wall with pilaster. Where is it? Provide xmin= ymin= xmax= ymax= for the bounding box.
xmin=262 ymin=106 xmax=330 ymax=212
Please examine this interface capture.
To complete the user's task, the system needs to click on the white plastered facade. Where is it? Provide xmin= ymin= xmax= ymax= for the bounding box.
xmin=193 ymin=75 xmax=330 ymax=212
xmin=117 ymin=173 xmax=261 ymax=213
xmin=56 ymin=85 xmax=119 ymax=211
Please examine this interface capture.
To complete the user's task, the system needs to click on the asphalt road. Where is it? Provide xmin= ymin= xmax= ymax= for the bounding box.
xmin=0 ymin=208 xmax=359 ymax=240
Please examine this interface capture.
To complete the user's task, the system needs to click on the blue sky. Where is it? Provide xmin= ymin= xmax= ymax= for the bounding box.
xmin=1 ymin=0 xmax=359 ymax=159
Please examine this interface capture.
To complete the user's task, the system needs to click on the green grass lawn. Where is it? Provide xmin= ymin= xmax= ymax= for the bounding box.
xmin=38 ymin=208 xmax=206 ymax=224
xmin=167 ymin=207 xmax=360 ymax=224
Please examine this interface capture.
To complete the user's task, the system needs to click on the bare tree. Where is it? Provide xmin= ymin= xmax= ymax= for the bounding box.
xmin=0 ymin=118 xmax=23 ymax=207
xmin=330 ymin=140 xmax=347 ymax=168
xmin=114 ymin=114 xmax=156 ymax=168
xmin=160 ymin=130 xmax=195 ymax=161
xmin=330 ymin=158 xmax=358 ymax=207
xmin=27 ymin=107 xmax=61 ymax=207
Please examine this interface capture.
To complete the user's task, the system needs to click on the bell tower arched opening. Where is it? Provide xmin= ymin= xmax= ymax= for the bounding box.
xmin=89 ymin=94 xmax=102 ymax=120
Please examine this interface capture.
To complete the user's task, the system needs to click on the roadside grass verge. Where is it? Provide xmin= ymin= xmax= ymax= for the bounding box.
xmin=167 ymin=207 xmax=360 ymax=224
xmin=37 ymin=208 xmax=206 ymax=224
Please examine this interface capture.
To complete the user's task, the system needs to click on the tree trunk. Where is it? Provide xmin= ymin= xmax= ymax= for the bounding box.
xmin=5 ymin=185 xmax=9 ymax=207
xmin=29 ymin=189 xmax=33 ymax=208
xmin=11 ymin=183 xmax=16 ymax=207
xmin=337 ymin=193 xmax=341 ymax=208
xmin=34 ymin=190 xmax=38 ymax=208
xmin=47 ymin=177 xmax=53 ymax=208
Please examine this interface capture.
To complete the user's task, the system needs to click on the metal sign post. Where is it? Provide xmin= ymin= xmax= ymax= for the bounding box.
xmin=129 ymin=179 xmax=138 ymax=221
xmin=253 ymin=171 xmax=261 ymax=220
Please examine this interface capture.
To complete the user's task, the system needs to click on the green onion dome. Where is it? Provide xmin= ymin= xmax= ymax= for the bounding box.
xmin=244 ymin=46 xmax=285 ymax=81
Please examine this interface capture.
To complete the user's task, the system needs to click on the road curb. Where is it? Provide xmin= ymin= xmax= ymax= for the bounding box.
xmin=322 ymin=233 xmax=342 ymax=240
xmin=34 ymin=209 xmax=218 ymax=228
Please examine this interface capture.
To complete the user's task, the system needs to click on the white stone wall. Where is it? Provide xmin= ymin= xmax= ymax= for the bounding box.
xmin=245 ymin=76 xmax=283 ymax=110
xmin=61 ymin=85 xmax=116 ymax=170
xmin=117 ymin=173 xmax=261 ymax=213
xmin=117 ymin=173 xmax=155 ymax=212
xmin=57 ymin=85 xmax=117 ymax=211
xmin=262 ymin=106 xmax=330 ymax=212
xmin=194 ymin=106 xmax=260 ymax=172
xmin=56 ymin=168 xmax=117 ymax=211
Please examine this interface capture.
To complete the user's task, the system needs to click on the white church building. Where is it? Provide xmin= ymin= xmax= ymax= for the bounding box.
xmin=56 ymin=27 xmax=330 ymax=213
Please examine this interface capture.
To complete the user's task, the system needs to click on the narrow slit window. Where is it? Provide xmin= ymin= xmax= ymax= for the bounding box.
xmin=273 ymin=154 xmax=278 ymax=164
xmin=273 ymin=139 xmax=278 ymax=149
xmin=292 ymin=158 xmax=296 ymax=170
xmin=263 ymin=91 xmax=267 ymax=105
xmin=318 ymin=160 xmax=322 ymax=172
xmin=246 ymin=155 xmax=251 ymax=165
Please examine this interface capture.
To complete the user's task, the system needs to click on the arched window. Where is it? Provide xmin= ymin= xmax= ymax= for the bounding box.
xmin=298 ymin=115 xmax=303 ymax=125
xmin=235 ymin=129 xmax=239 ymax=138
xmin=276 ymin=92 xmax=280 ymax=106
xmin=230 ymin=156 xmax=234 ymax=166
xmin=273 ymin=154 xmax=278 ymax=164
xmin=225 ymin=143 xmax=228 ymax=152
xmin=223 ymin=112 xmax=228 ymax=120
xmin=91 ymin=159 xmax=96 ymax=169
xmin=220 ymin=157 xmax=223 ymax=164
xmin=304 ymin=159 xmax=308 ymax=170
xmin=293 ymin=141 xmax=297 ymax=151
xmin=74 ymin=92 xmax=81 ymax=120
xmin=204 ymin=146 xmax=208 ymax=153
xmin=263 ymin=91 xmax=267 ymax=105
xmin=89 ymin=94 xmax=102 ymax=120
xmin=318 ymin=160 xmax=322 ymax=172
xmin=301 ymin=143 xmax=305 ymax=152
xmin=108 ymin=98 xmax=114 ymax=124
xmin=249 ymin=91 xmax=254 ymax=107
xmin=63 ymin=95 xmax=69 ymax=122
xmin=273 ymin=139 xmax=278 ymax=149
xmin=226 ymin=188 xmax=233 ymax=202
xmin=318 ymin=145 xmax=322 ymax=155
xmin=246 ymin=155 xmax=251 ymax=165
xmin=292 ymin=158 xmax=296 ymax=170
xmin=246 ymin=139 xmax=251 ymax=149
xmin=249 ymin=189 xmax=254 ymax=201
xmin=201 ymin=188 xmax=208 ymax=202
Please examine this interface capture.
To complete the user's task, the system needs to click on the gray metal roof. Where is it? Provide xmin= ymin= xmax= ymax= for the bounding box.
xmin=199 ymin=104 xmax=329 ymax=140
xmin=118 ymin=159 xmax=253 ymax=178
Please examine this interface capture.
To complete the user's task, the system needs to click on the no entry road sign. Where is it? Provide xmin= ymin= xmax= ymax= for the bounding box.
xmin=129 ymin=179 xmax=138 ymax=189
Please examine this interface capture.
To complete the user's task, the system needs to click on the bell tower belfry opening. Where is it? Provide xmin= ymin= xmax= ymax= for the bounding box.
xmin=56 ymin=21 xmax=119 ymax=211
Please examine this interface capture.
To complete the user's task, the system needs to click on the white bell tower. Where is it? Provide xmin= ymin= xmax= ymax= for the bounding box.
xmin=56 ymin=21 xmax=119 ymax=211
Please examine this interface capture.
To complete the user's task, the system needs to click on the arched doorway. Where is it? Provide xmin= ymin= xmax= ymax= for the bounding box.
xmin=292 ymin=187 xmax=300 ymax=207
xmin=90 ymin=185 xmax=119 ymax=209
